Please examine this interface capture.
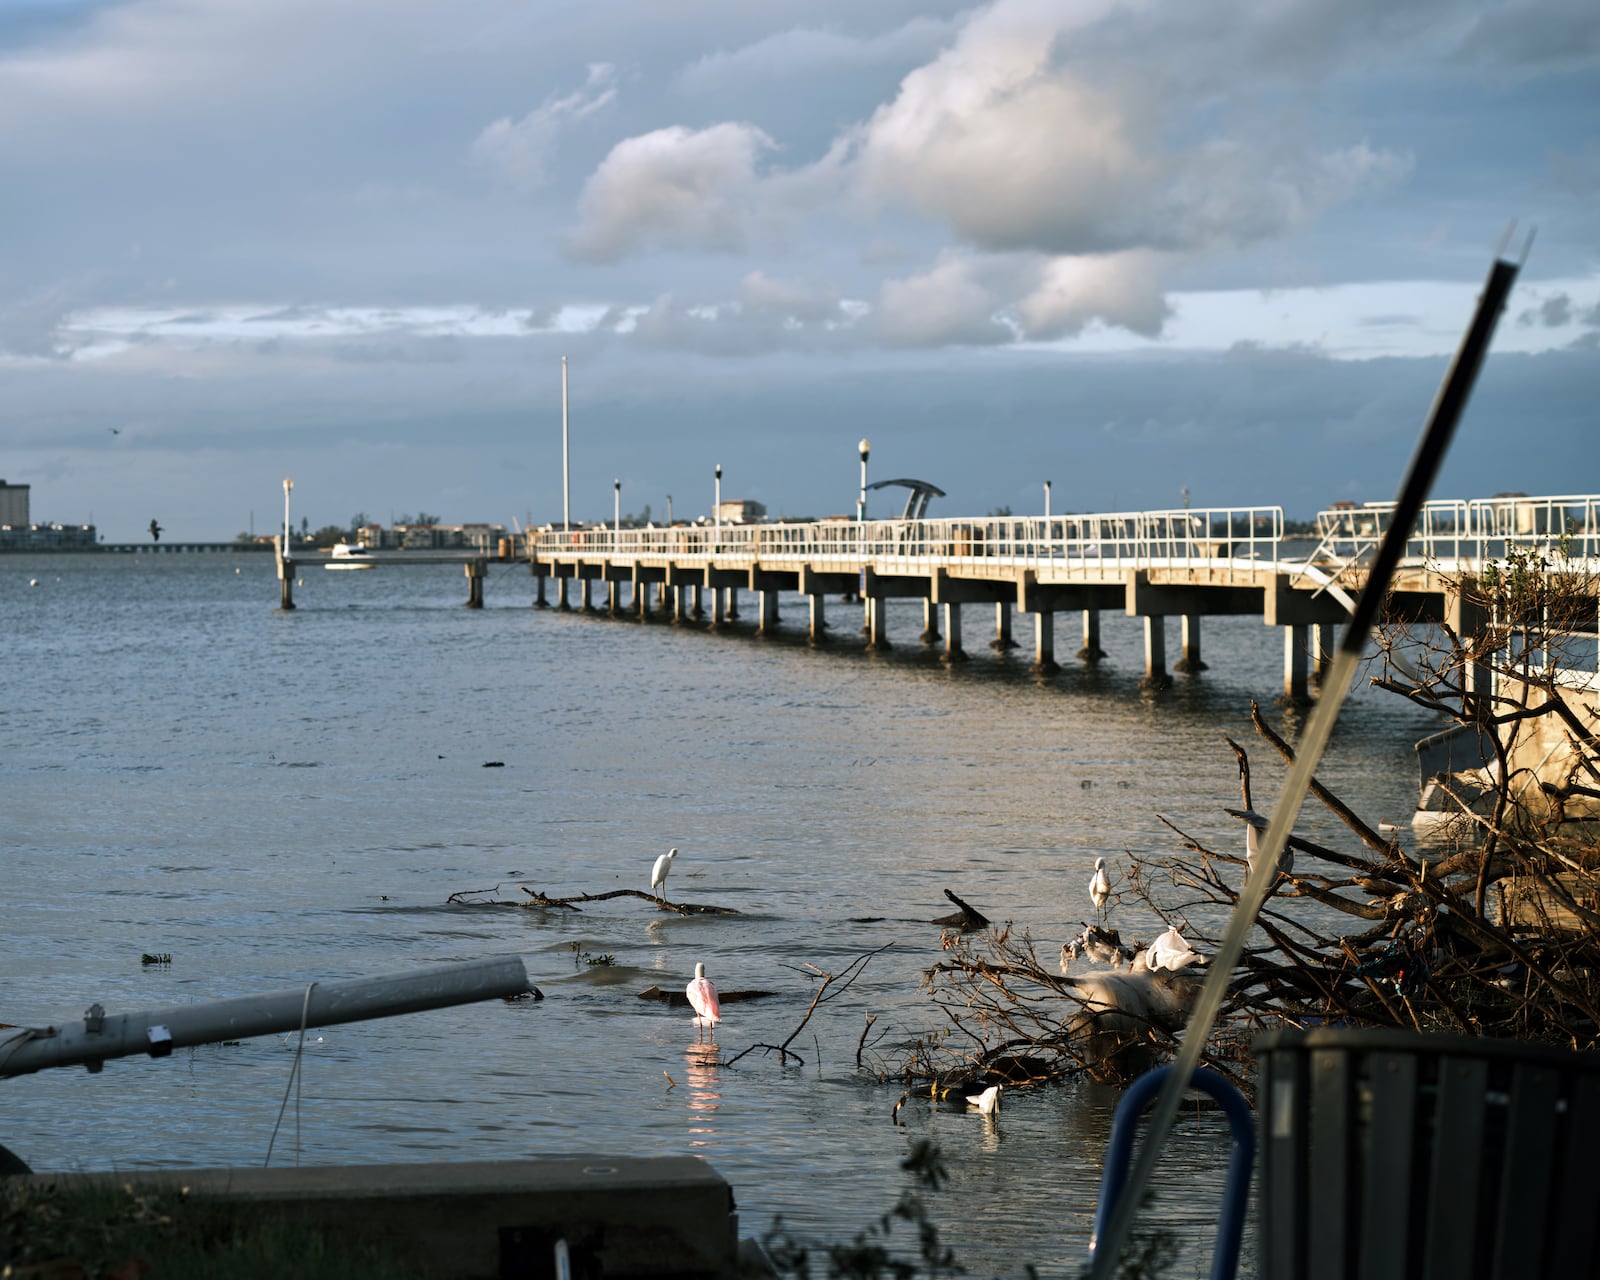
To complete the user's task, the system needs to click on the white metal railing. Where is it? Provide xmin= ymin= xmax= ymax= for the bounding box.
xmin=531 ymin=506 xmax=1285 ymax=575
xmin=1312 ymin=494 xmax=1600 ymax=565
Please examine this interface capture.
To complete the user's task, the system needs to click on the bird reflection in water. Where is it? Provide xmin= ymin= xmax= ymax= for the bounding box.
xmin=684 ymin=1043 xmax=722 ymax=1148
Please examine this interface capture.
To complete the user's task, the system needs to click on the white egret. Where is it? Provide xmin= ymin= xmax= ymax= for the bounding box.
xmin=685 ymin=961 xmax=721 ymax=1039
xmin=1145 ymin=926 xmax=1203 ymax=971
xmin=1238 ymin=808 xmax=1293 ymax=880
xmin=1089 ymin=857 xmax=1111 ymax=917
xmin=966 ymin=1084 xmax=1002 ymax=1115
xmin=650 ymin=847 xmax=678 ymax=901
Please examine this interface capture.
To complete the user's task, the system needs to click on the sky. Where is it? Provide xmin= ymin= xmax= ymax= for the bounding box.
xmin=1 ymin=0 xmax=1597 ymax=541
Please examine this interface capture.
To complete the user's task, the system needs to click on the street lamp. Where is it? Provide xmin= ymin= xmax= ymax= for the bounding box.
xmin=282 ymin=477 xmax=293 ymax=553
xmin=1044 ymin=480 xmax=1052 ymax=519
xmin=667 ymin=494 xmax=673 ymax=527
xmin=857 ymin=438 xmax=871 ymax=522
xmin=714 ymin=465 xmax=722 ymax=533
xmin=614 ymin=479 xmax=621 ymax=535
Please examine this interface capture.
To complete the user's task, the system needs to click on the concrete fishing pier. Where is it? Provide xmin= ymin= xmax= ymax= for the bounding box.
xmin=524 ymin=494 xmax=1600 ymax=701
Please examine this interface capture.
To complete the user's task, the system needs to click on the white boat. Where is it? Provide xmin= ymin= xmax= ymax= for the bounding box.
xmin=325 ymin=542 xmax=376 ymax=570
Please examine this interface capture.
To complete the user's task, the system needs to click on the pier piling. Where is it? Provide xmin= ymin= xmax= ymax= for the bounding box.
xmin=1031 ymin=610 xmax=1059 ymax=674
xmin=1141 ymin=615 xmax=1170 ymax=691
xmin=275 ymin=537 xmax=295 ymax=611
xmin=1079 ymin=609 xmax=1106 ymax=662
xmin=1174 ymin=615 xmax=1207 ymax=673
xmin=992 ymin=601 xmax=1018 ymax=650
xmin=943 ymin=602 xmax=967 ymax=663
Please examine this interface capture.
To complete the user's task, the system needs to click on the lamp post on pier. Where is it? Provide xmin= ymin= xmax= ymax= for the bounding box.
xmin=282 ymin=477 xmax=293 ymax=552
xmin=714 ymin=465 xmax=722 ymax=537
xmin=667 ymin=494 xmax=673 ymax=526
xmin=857 ymin=438 xmax=871 ymax=523
xmin=614 ymin=479 xmax=621 ymax=536
xmin=1044 ymin=480 xmax=1052 ymax=519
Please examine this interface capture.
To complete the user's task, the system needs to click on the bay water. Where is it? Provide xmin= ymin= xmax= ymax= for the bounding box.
xmin=2 ymin=553 xmax=1443 ymax=1275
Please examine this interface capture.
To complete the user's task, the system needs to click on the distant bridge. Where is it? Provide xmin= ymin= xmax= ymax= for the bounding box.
xmin=526 ymin=494 xmax=1600 ymax=700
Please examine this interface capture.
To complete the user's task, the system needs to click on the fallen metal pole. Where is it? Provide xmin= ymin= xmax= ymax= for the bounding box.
xmin=0 ymin=956 xmax=531 ymax=1079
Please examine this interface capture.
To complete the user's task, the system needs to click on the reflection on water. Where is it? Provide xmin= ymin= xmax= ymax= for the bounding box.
xmin=1 ymin=555 xmax=1446 ymax=1275
xmin=684 ymin=1043 xmax=723 ymax=1149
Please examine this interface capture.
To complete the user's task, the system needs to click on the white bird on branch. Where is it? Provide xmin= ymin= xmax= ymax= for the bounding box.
xmin=966 ymin=1084 xmax=1002 ymax=1115
xmin=1145 ymin=926 xmax=1204 ymax=971
xmin=1089 ymin=857 xmax=1111 ymax=918
xmin=1235 ymin=808 xmax=1293 ymax=880
xmin=650 ymin=847 xmax=678 ymax=901
xmin=685 ymin=961 xmax=721 ymax=1039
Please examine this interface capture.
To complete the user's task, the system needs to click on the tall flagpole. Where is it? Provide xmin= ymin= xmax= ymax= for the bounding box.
xmin=562 ymin=356 xmax=570 ymax=533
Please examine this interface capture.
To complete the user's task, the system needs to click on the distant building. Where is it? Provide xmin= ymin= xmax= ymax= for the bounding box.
xmin=715 ymin=499 xmax=766 ymax=524
xmin=0 ymin=480 xmax=29 ymax=528
xmin=368 ymin=522 xmax=506 ymax=552
xmin=0 ymin=522 xmax=97 ymax=550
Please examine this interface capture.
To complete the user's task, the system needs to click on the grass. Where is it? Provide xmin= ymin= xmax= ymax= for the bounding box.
xmin=1 ymin=1177 xmax=418 ymax=1279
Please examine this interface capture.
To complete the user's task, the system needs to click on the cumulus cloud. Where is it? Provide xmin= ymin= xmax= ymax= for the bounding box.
xmin=567 ymin=122 xmax=778 ymax=261
xmin=472 ymin=63 xmax=616 ymax=192
xmin=872 ymin=253 xmax=1013 ymax=347
xmin=850 ymin=0 xmax=1411 ymax=255
xmin=739 ymin=271 xmax=848 ymax=326
xmin=1015 ymin=252 xmax=1172 ymax=340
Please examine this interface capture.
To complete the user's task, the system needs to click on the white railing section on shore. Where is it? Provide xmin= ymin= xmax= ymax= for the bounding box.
xmin=1313 ymin=494 xmax=1600 ymax=564
xmin=534 ymin=506 xmax=1285 ymax=574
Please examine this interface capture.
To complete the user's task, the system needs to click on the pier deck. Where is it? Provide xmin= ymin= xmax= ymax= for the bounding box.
xmin=525 ymin=495 xmax=1600 ymax=699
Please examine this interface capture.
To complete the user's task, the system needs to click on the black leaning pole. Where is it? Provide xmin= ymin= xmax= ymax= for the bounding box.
xmin=1087 ymin=241 xmax=1525 ymax=1279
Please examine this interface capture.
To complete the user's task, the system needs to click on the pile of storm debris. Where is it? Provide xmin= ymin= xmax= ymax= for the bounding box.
xmin=896 ymin=562 xmax=1600 ymax=1094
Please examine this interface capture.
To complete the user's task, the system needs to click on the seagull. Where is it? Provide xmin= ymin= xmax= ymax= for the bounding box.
xmin=650 ymin=847 xmax=678 ymax=901
xmin=685 ymin=962 xmax=720 ymax=1039
xmin=966 ymin=1084 xmax=1002 ymax=1115
xmin=1089 ymin=857 xmax=1111 ymax=917
xmin=1145 ymin=926 xmax=1204 ymax=971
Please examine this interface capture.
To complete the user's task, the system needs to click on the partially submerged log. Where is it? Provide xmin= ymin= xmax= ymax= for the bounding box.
xmin=443 ymin=885 xmax=737 ymax=916
xmin=637 ymin=985 xmax=778 ymax=1008
xmin=931 ymin=889 xmax=990 ymax=932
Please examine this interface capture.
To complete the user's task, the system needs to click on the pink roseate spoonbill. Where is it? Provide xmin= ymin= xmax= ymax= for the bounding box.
xmin=650 ymin=847 xmax=677 ymax=901
xmin=1089 ymin=857 xmax=1111 ymax=918
xmin=686 ymin=962 xmax=721 ymax=1039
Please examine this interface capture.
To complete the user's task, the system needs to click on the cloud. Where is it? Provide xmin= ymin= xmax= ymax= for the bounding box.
xmin=472 ymin=63 xmax=616 ymax=192
xmin=739 ymin=271 xmax=848 ymax=326
xmin=567 ymin=122 xmax=778 ymax=260
xmin=872 ymin=253 xmax=1014 ymax=347
xmin=1454 ymin=0 xmax=1600 ymax=72
xmin=1015 ymin=252 xmax=1172 ymax=340
xmin=678 ymin=17 xmax=958 ymax=92
xmin=1521 ymin=292 xmax=1575 ymax=326
xmin=0 ymin=288 xmax=79 ymax=359
xmin=850 ymin=0 xmax=1411 ymax=255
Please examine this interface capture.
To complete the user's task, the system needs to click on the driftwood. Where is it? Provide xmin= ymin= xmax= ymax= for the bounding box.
xmin=637 ymin=985 xmax=778 ymax=1008
xmin=723 ymin=944 xmax=893 ymax=1068
xmin=443 ymin=884 xmax=737 ymax=916
xmin=931 ymin=889 xmax=990 ymax=932
xmin=519 ymin=886 xmax=739 ymax=916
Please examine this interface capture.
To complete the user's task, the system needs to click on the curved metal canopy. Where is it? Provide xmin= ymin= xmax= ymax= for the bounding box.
xmin=865 ymin=478 xmax=946 ymax=520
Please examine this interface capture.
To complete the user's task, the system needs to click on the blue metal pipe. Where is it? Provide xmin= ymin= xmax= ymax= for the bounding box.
xmin=1089 ymin=1065 xmax=1255 ymax=1280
